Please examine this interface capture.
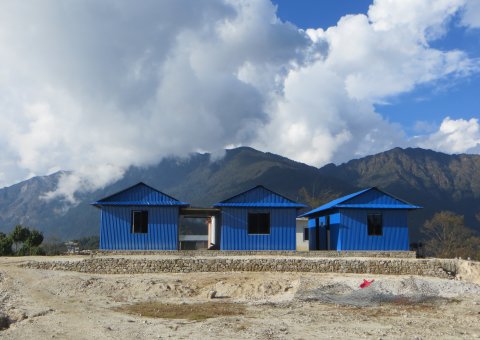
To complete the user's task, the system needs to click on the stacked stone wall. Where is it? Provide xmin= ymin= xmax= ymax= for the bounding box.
xmin=22 ymin=256 xmax=458 ymax=279
xmin=95 ymin=250 xmax=417 ymax=258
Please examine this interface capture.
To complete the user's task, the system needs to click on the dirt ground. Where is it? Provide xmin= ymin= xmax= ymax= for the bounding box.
xmin=1 ymin=256 xmax=480 ymax=339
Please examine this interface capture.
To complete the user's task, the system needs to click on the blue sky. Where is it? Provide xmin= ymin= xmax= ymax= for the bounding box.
xmin=272 ymin=0 xmax=480 ymax=136
xmin=0 ymin=0 xmax=479 ymax=198
xmin=273 ymin=0 xmax=372 ymax=29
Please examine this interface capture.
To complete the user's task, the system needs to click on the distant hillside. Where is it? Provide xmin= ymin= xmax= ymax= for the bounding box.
xmin=0 ymin=146 xmax=478 ymax=241
xmin=318 ymin=147 xmax=480 ymax=238
xmin=0 ymin=147 xmax=353 ymax=239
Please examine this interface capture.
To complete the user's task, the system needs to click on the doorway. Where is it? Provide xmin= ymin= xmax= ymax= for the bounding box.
xmin=179 ymin=208 xmax=220 ymax=250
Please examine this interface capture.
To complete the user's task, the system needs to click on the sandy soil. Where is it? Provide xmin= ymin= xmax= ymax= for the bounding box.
xmin=1 ymin=256 xmax=480 ymax=339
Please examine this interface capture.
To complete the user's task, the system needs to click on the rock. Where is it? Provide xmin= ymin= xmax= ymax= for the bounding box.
xmin=0 ymin=312 xmax=11 ymax=330
xmin=207 ymin=290 xmax=217 ymax=299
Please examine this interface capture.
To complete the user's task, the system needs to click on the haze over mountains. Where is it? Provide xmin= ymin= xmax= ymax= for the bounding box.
xmin=0 ymin=147 xmax=479 ymax=241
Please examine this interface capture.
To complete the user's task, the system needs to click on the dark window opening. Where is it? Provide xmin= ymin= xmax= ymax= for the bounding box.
xmin=132 ymin=210 xmax=148 ymax=234
xmin=367 ymin=213 xmax=382 ymax=236
xmin=248 ymin=213 xmax=270 ymax=234
xmin=303 ymin=227 xmax=309 ymax=241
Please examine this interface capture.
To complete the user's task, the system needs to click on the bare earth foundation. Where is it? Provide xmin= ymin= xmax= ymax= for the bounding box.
xmin=1 ymin=255 xmax=479 ymax=339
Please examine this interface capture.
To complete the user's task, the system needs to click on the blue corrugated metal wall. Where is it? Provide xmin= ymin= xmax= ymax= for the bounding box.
xmin=220 ymin=208 xmax=297 ymax=250
xmin=339 ymin=209 xmax=409 ymax=250
xmin=342 ymin=189 xmax=407 ymax=207
xmin=100 ymin=184 xmax=185 ymax=205
xmin=218 ymin=186 xmax=296 ymax=206
xmin=329 ymin=213 xmax=341 ymax=250
xmin=308 ymin=218 xmax=317 ymax=250
xmin=99 ymin=206 xmax=179 ymax=250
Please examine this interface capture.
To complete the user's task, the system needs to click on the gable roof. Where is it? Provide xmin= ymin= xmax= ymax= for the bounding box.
xmin=92 ymin=182 xmax=189 ymax=207
xmin=214 ymin=185 xmax=306 ymax=208
xmin=300 ymin=187 xmax=421 ymax=217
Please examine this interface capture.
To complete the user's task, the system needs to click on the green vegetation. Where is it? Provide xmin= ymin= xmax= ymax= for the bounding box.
xmin=422 ymin=211 xmax=480 ymax=260
xmin=0 ymin=225 xmax=45 ymax=256
xmin=0 ymin=233 xmax=13 ymax=256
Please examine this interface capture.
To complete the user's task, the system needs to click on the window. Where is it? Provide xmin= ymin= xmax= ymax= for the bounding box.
xmin=132 ymin=210 xmax=148 ymax=234
xmin=303 ymin=227 xmax=309 ymax=241
xmin=367 ymin=213 xmax=382 ymax=236
xmin=248 ymin=213 xmax=270 ymax=234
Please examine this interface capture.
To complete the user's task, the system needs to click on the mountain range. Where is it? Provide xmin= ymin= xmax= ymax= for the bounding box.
xmin=0 ymin=147 xmax=479 ymax=241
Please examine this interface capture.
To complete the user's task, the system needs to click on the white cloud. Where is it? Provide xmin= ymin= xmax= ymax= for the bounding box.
xmin=368 ymin=0 xmax=465 ymax=40
xmin=461 ymin=0 xmax=480 ymax=28
xmin=0 ymin=0 xmax=307 ymax=200
xmin=257 ymin=0 xmax=479 ymax=165
xmin=416 ymin=117 xmax=480 ymax=153
xmin=0 ymin=0 xmax=478 ymax=201
xmin=254 ymin=61 xmax=406 ymax=165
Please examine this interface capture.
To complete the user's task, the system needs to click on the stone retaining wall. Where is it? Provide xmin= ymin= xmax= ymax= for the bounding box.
xmin=22 ymin=256 xmax=457 ymax=279
xmin=95 ymin=250 xmax=417 ymax=258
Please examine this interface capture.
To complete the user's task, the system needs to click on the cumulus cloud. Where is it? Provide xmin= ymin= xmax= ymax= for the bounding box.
xmin=0 ymin=0 xmax=479 ymax=202
xmin=256 ymin=0 xmax=479 ymax=165
xmin=416 ymin=117 xmax=480 ymax=153
xmin=0 ymin=0 xmax=307 ymax=200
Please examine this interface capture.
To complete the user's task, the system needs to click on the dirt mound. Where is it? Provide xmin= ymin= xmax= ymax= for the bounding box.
xmin=295 ymin=276 xmax=480 ymax=307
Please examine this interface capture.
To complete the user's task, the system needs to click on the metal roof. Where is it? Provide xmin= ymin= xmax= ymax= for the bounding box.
xmin=92 ymin=182 xmax=189 ymax=207
xmin=214 ymin=185 xmax=306 ymax=208
xmin=300 ymin=187 xmax=421 ymax=217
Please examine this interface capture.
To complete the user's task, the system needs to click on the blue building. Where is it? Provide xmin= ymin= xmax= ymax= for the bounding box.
xmin=301 ymin=187 xmax=421 ymax=251
xmin=214 ymin=185 xmax=306 ymax=250
xmin=92 ymin=182 xmax=189 ymax=250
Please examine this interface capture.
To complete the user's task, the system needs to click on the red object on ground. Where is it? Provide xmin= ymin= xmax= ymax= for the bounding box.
xmin=359 ymin=279 xmax=375 ymax=288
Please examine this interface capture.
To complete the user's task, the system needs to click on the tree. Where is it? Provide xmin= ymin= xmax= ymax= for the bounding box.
xmin=11 ymin=225 xmax=30 ymax=253
xmin=26 ymin=229 xmax=44 ymax=248
xmin=0 ymin=233 xmax=13 ymax=256
xmin=20 ymin=229 xmax=45 ymax=255
xmin=422 ymin=211 xmax=479 ymax=259
xmin=9 ymin=225 xmax=45 ymax=256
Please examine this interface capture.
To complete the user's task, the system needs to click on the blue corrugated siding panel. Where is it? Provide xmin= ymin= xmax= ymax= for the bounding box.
xmin=300 ymin=187 xmax=420 ymax=217
xmin=220 ymin=208 xmax=296 ymax=250
xmin=339 ymin=209 xmax=409 ymax=250
xmin=329 ymin=213 xmax=340 ymax=250
xmin=340 ymin=189 xmax=417 ymax=208
xmin=308 ymin=218 xmax=317 ymax=250
xmin=214 ymin=186 xmax=305 ymax=208
xmin=95 ymin=182 xmax=188 ymax=206
xmin=99 ymin=206 xmax=179 ymax=250
xmin=300 ymin=188 xmax=371 ymax=217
